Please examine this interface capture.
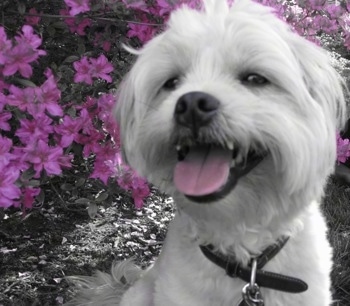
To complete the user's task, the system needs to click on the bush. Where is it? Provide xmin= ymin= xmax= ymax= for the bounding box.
xmin=0 ymin=0 xmax=349 ymax=212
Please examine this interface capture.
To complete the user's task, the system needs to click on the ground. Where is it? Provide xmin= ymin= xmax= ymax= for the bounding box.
xmin=0 ymin=179 xmax=349 ymax=306
xmin=0 ymin=191 xmax=174 ymax=306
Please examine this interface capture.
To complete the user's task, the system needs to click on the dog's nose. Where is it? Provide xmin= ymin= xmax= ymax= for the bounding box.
xmin=174 ymin=92 xmax=220 ymax=132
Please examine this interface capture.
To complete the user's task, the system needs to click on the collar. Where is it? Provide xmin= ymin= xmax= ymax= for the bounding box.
xmin=199 ymin=236 xmax=308 ymax=293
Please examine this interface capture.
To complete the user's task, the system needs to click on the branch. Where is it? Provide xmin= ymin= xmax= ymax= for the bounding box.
xmin=7 ymin=10 xmax=162 ymax=26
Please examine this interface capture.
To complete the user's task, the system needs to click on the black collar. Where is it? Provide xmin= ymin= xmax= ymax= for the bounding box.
xmin=200 ymin=236 xmax=308 ymax=293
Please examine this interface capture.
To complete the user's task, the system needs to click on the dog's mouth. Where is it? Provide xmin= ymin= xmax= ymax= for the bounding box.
xmin=173 ymin=142 xmax=267 ymax=203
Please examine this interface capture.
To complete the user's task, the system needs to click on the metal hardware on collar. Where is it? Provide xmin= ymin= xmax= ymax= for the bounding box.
xmin=240 ymin=283 xmax=264 ymax=306
xmin=199 ymin=236 xmax=308 ymax=294
xmin=250 ymin=259 xmax=258 ymax=289
xmin=239 ymin=259 xmax=264 ymax=306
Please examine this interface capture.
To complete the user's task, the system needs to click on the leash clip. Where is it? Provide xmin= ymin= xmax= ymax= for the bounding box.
xmin=239 ymin=259 xmax=264 ymax=306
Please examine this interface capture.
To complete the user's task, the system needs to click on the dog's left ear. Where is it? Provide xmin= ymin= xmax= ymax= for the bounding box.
xmin=291 ymin=36 xmax=347 ymax=130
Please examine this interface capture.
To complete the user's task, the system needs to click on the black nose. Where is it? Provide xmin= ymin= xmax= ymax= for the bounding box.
xmin=174 ymin=91 xmax=220 ymax=133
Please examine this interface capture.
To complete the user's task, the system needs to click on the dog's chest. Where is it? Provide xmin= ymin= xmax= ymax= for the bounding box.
xmin=154 ymin=234 xmax=260 ymax=305
xmin=150 ymin=208 xmax=332 ymax=306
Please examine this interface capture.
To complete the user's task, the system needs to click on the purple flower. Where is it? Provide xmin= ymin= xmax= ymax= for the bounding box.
xmin=326 ymin=4 xmax=344 ymax=19
xmin=131 ymin=177 xmax=150 ymax=209
xmin=54 ymin=115 xmax=84 ymax=147
xmin=16 ymin=114 xmax=53 ymax=145
xmin=25 ymin=8 xmax=42 ymax=26
xmin=90 ymin=55 xmax=113 ymax=83
xmin=3 ymin=43 xmax=36 ymax=77
xmin=23 ymin=140 xmax=65 ymax=177
xmin=35 ymin=69 xmax=63 ymax=116
xmin=0 ymin=104 xmax=11 ymax=131
xmin=73 ymin=56 xmax=93 ymax=84
xmin=127 ymin=22 xmax=156 ymax=43
xmin=22 ymin=187 xmax=41 ymax=209
xmin=336 ymin=132 xmax=350 ymax=163
xmin=0 ymin=136 xmax=15 ymax=168
xmin=2 ymin=26 xmax=46 ymax=78
xmin=73 ymin=55 xmax=113 ymax=85
xmin=309 ymin=0 xmax=325 ymax=10
xmin=344 ymin=33 xmax=350 ymax=50
xmin=89 ymin=142 xmax=119 ymax=184
xmin=60 ymin=9 xmax=92 ymax=35
xmin=7 ymin=85 xmax=36 ymax=112
xmin=121 ymin=0 xmax=149 ymax=12
xmin=0 ymin=27 xmax=12 ymax=65
xmin=0 ymin=167 xmax=21 ymax=208
xmin=7 ymin=71 xmax=62 ymax=116
xmin=64 ymin=0 xmax=90 ymax=16
xmin=15 ymin=25 xmax=44 ymax=50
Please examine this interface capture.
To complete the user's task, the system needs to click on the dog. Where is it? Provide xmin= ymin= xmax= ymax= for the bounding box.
xmin=67 ymin=0 xmax=347 ymax=305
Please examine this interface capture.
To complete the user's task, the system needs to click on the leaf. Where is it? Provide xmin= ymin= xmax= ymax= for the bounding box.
xmin=47 ymin=26 xmax=56 ymax=37
xmin=104 ymin=196 xmax=113 ymax=206
xmin=21 ymin=169 xmax=36 ymax=181
xmin=61 ymin=183 xmax=75 ymax=191
xmin=95 ymin=191 xmax=109 ymax=202
xmin=14 ymin=78 xmax=36 ymax=88
xmin=36 ymin=191 xmax=45 ymax=204
xmin=27 ymin=180 xmax=41 ymax=187
xmin=88 ymin=202 xmax=98 ymax=218
xmin=52 ymin=21 xmax=68 ymax=29
xmin=64 ymin=55 xmax=80 ymax=63
xmin=91 ymin=3 xmax=102 ymax=11
xmin=75 ymin=178 xmax=86 ymax=187
xmin=72 ymin=143 xmax=83 ymax=156
xmin=90 ymin=3 xmax=101 ymax=12
xmin=17 ymin=2 xmax=26 ymax=15
xmin=77 ymin=43 xmax=86 ymax=55
xmin=50 ymin=62 xmax=58 ymax=71
xmin=66 ymin=107 xmax=77 ymax=117
xmin=74 ymin=198 xmax=90 ymax=205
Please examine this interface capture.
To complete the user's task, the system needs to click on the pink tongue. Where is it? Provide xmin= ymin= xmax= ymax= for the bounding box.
xmin=174 ymin=146 xmax=231 ymax=196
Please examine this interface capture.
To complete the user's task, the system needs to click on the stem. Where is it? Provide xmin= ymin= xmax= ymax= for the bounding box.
xmin=9 ymin=11 xmax=162 ymax=26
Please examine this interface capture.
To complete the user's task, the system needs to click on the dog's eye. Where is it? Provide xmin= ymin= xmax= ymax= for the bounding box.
xmin=163 ymin=77 xmax=179 ymax=90
xmin=241 ymin=73 xmax=269 ymax=86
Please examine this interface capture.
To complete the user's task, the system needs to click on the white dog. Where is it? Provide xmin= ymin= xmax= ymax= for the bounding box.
xmin=67 ymin=0 xmax=347 ymax=305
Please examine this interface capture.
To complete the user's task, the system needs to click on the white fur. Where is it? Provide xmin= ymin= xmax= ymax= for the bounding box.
xmin=68 ymin=0 xmax=347 ymax=305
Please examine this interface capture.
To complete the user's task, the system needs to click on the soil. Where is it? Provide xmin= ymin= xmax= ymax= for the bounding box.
xmin=0 ymin=192 xmax=174 ymax=306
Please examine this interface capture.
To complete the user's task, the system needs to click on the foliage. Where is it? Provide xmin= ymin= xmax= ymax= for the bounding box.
xmin=0 ymin=0 xmax=349 ymax=212
xmin=0 ymin=0 xmax=149 ymax=211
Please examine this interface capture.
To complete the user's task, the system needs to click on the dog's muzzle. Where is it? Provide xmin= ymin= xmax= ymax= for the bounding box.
xmin=173 ymin=91 xmax=267 ymax=203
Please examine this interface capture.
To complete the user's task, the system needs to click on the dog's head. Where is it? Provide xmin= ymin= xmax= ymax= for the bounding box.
xmin=115 ymin=0 xmax=346 ymax=209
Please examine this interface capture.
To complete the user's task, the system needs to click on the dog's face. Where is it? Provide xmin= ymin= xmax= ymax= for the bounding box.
xmin=115 ymin=0 xmax=345 ymax=216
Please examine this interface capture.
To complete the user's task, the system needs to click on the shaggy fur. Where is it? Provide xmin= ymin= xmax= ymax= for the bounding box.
xmin=67 ymin=0 xmax=347 ymax=305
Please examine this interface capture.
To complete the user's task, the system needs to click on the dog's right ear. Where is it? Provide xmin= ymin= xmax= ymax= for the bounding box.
xmin=114 ymin=73 xmax=135 ymax=166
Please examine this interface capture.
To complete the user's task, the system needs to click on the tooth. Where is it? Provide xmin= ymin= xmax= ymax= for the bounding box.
xmin=176 ymin=145 xmax=181 ymax=151
xmin=236 ymin=152 xmax=243 ymax=164
xmin=230 ymin=159 xmax=236 ymax=167
xmin=226 ymin=141 xmax=234 ymax=151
